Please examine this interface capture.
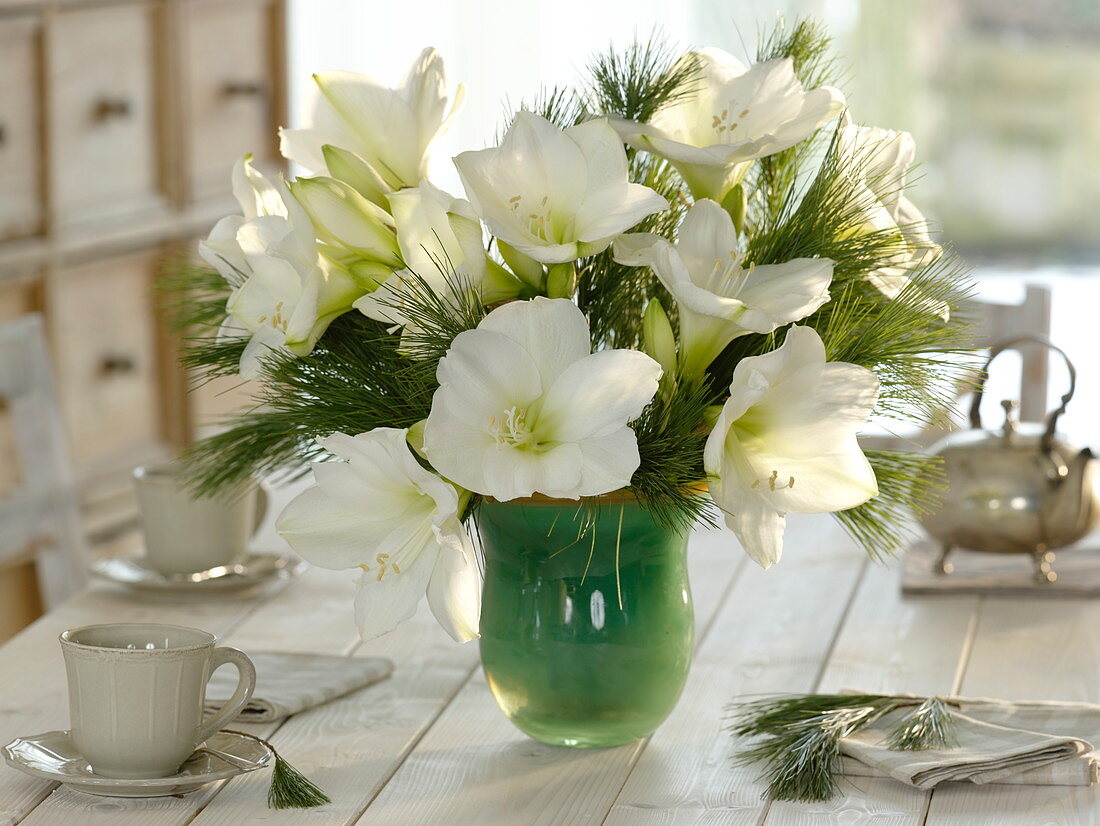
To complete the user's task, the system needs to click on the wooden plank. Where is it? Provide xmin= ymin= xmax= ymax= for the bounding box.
xmin=353 ymin=522 xmax=749 ymax=826
xmin=763 ymin=559 xmax=981 ymax=825
xmin=923 ymin=596 xmax=1100 ymax=825
xmin=0 ymin=572 xmax=296 ymax=824
xmin=602 ymin=516 xmax=869 ymax=826
xmin=184 ymin=594 xmax=481 ymax=824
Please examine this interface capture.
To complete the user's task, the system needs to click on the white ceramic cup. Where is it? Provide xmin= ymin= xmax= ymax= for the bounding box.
xmin=59 ymin=623 xmax=257 ymax=779
xmin=132 ymin=464 xmax=267 ymax=575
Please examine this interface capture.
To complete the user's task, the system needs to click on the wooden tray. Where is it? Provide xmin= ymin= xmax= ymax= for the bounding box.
xmin=902 ymin=539 xmax=1100 ymax=597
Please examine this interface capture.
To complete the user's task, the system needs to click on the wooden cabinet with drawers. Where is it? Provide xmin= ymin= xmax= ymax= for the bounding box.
xmin=49 ymin=251 xmax=164 ymax=472
xmin=0 ymin=0 xmax=287 ymax=554
xmin=179 ymin=0 xmax=281 ymax=203
xmin=48 ymin=3 xmax=167 ymax=229
xmin=0 ymin=17 xmax=43 ymax=241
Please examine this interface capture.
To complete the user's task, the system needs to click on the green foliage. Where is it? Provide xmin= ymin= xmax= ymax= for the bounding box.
xmin=222 ymin=729 xmax=330 ymax=810
xmin=750 ymin=18 xmax=843 ymax=227
xmin=564 ymin=33 xmax=699 ymax=350
xmin=886 ymin=696 xmax=957 ymax=752
xmin=629 ymin=377 xmax=716 ymax=530
xmin=577 ymin=152 xmax=685 ymax=350
xmin=585 ymin=33 xmax=700 ymax=124
xmin=728 ymin=693 xmax=958 ymax=802
xmin=836 ymin=450 xmax=944 ymax=559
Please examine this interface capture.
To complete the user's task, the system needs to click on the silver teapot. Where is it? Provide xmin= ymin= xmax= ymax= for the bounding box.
xmin=918 ymin=336 xmax=1100 ymax=582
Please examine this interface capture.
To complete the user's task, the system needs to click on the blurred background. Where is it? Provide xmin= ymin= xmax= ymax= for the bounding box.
xmin=0 ymin=0 xmax=1097 ymax=636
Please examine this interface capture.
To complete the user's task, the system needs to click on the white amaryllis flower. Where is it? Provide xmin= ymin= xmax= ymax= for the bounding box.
xmin=704 ymin=325 xmax=879 ymax=568
xmin=199 ymin=156 xmax=362 ymax=378
xmin=354 ymin=181 xmax=520 ymax=346
xmin=280 ymin=47 xmax=464 ymax=194
xmin=613 ymin=49 xmax=845 ymax=203
xmin=423 ymin=297 xmax=662 ymax=500
xmin=275 ymin=428 xmax=481 ymax=643
xmin=453 ymin=112 xmax=667 ymax=264
xmin=615 ymin=199 xmax=833 ymax=379
xmin=838 ymin=120 xmax=948 ymax=318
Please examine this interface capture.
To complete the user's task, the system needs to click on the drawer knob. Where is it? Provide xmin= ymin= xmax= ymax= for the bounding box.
xmin=100 ymin=354 xmax=137 ymax=376
xmin=93 ymin=98 xmax=133 ymax=122
xmin=222 ymin=81 xmax=265 ymax=98
xmin=0 ymin=123 xmax=6 ymax=147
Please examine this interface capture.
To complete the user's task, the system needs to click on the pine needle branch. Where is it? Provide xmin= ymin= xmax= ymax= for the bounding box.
xmin=586 ymin=30 xmax=700 ymax=124
xmin=886 ymin=697 xmax=958 ymax=751
xmin=727 ymin=692 xmax=958 ymax=802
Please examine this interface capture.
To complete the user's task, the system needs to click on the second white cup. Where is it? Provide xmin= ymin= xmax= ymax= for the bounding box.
xmin=132 ymin=464 xmax=266 ymax=575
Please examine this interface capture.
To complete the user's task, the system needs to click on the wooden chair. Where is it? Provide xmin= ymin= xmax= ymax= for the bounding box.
xmin=0 ymin=314 xmax=88 ymax=609
xmin=972 ymin=284 xmax=1052 ymax=423
xmin=862 ymin=283 xmax=1053 ymax=449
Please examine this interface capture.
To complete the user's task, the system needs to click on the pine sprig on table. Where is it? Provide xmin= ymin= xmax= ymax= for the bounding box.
xmin=221 ymin=729 xmax=331 ymax=809
xmin=886 ymin=696 xmax=958 ymax=752
xmin=728 ymin=693 xmax=959 ymax=802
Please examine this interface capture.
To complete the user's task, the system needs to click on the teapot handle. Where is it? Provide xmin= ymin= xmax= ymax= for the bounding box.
xmin=968 ymin=334 xmax=1076 ymax=453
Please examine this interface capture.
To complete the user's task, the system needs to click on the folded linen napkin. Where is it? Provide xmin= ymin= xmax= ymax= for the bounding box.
xmin=205 ymin=652 xmax=394 ymax=722
xmin=838 ymin=695 xmax=1100 ymax=789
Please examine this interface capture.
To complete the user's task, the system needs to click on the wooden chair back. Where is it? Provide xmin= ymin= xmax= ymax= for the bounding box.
xmin=0 ymin=313 xmax=88 ymax=607
xmin=969 ymin=284 xmax=1052 ymax=423
xmin=861 ymin=283 xmax=1053 ymax=450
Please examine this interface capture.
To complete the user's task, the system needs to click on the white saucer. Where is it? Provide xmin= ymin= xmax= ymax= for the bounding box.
xmin=90 ymin=552 xmax=304 ymax=595
xmin=3 ymin=730 xmax=272 ymax=797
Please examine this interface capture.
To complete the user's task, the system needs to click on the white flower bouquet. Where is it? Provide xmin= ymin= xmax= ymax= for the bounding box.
xmin=171 ymin=21 xmax=972 ymax=646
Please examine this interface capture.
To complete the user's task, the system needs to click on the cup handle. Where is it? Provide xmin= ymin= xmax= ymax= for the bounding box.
xmin=252 ymin=483 xmax=269 ymax=538
xmin=197 ymin=646 xmax=257 ymax=744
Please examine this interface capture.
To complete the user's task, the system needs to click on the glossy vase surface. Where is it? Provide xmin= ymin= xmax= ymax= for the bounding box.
xmin=477 ymin=497 xmax=694 ymax=748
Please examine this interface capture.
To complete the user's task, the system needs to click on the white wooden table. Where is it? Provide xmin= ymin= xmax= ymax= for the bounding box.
xmin=1 ymin=513 xmax=1098 ymax=825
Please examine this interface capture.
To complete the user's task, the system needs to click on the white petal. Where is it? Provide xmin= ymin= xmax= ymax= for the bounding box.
xmin=426 ymin=517 xmax=481 ymax=642
xmin=612 ymin=232 xmax=667 ymax=267
xmin=232 ymin=156 xmax=285 ymax=221
xmin=729 ymin=325 xmax=826 ymax=390
xmin=236 ymin=324 xmax=286 ymax=379
xmin=573 ymin=427 xmax=643 ymax=497
xmin=749 ymin=434 xmax=879 ymax=514
xmin=199 ymin=215 xmax=248 ymax=284
xmin=434 ymin=328 xmax=543 ymax=426
xmin=402 ymin=47 xmax=448 ymax=154
xmin=390 ymin=182 xmax=467 ymax=278
xmin=566 ymin=118 xmax=629 ymax=190
xmin=477 ymin=297 xmax=591 ymax=388
xmin=420 ymin=412 xmax=497 ymax=495
xmin=734 ymin=257 xmax=833 ymax=333
xmin=537 ymin=349 xmax=661 ymax=442
xmin=314 ymin=71 xmax=420 ymax=188
xmin=353 ymin=539 xmax=437 ymax=641
xmin=676 ymin=199 xmax=740 ymax=274
xmin=723 ymin=491 xmax=786 ymax=569
xmin=752 ymin=361 xmax=879 ymax=454
xmin=480 ymin=441 xmax=584 ymax=500
xmin=575 ymin=182 xmax=667 ymax=243
xmin=274 ymin=486 xmax=387 ymax=569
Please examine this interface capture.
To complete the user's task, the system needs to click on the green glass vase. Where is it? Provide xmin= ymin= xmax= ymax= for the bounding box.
xmin=477 ymin=496 xmax=694 ymax=748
